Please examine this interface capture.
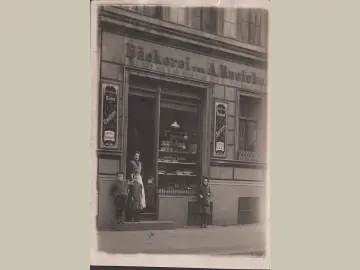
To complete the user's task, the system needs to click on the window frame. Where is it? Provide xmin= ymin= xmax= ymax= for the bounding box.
xmin=235 ymin=90 xmax=265 ymax=162
xmin=124 ymin=5 xmax=163 ymax=19
xmin=237 ymin=8 xmax=267 ymax=47
xmin=201 ymin=7 xmax=218 ymax=34
xmin=188 ymin=7 xmax=218 ymax=34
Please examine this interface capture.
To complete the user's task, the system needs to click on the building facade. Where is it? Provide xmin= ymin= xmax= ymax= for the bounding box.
xmin=95 ymin=5 xmax=268 ymax=230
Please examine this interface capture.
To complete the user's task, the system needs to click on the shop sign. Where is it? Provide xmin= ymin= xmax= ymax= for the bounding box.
xmin=100 ymin=83 xmax=119 ymax=149
xmin=213 ymin=102 xmax=228 ymax=158
xmin=125 ymin=41 xmax=266 ymax=91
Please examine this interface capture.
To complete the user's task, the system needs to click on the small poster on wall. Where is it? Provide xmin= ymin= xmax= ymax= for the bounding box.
xmin=213 ymin=101 xmax=228 ymax=157
xmin=100 ymin=83 xmax=119 ymax=149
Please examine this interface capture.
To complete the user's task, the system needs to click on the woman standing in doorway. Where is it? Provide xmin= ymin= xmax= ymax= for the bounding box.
xmin=128 ymin=150 xmax=146 ymax=210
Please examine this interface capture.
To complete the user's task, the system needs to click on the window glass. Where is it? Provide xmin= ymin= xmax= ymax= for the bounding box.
xmin=238 ymin=96 xmax=261 ymax=158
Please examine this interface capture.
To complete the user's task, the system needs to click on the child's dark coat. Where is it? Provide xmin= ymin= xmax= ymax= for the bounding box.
xmin=198 ymin=185 xmax=212 ymax=215
xmin=110 ymin=181 xmax=127 ymax=211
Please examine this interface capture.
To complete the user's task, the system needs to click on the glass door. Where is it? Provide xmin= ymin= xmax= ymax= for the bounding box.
xmin=127 ymin=75 xmax=158 ymax=216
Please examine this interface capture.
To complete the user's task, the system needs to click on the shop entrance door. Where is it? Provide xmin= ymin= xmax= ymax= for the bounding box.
xmin=125 ymin=74 xmax=207 ymax=223
xmin=127 ymin=93 xmax=158 ymax=218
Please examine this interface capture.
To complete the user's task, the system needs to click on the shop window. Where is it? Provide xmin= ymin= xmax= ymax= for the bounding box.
xmin=158 ymin=93 xmax=201 ymax=193
xmin=189 ymin=7 xmax=217 ymax=34
xmin=238 ymin=95 xmax=261 ymax=161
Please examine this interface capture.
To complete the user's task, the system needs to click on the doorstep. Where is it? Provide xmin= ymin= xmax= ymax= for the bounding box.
xmin=114 ymin=220 xmax=175 ymax=231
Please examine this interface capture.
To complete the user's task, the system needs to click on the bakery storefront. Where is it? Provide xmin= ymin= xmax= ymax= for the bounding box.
xmin=96 ymin=15 xmax=267 ymax=230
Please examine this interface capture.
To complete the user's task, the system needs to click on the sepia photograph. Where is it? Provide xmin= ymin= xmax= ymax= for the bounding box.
xmin=91 ymin=0 xmax=269 ymax=266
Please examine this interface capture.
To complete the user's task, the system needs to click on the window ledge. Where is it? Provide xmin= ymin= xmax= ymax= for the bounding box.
xmin=238 ymin=150 xmax=261 ymax=162
xmin=210 ymin=158 xmax=266 ymax=169
xmin=97 ymin=149 xmax=122 ymax=159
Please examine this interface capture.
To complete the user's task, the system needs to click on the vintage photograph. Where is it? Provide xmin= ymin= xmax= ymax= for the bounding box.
xmin=91 ymin=0 xmax=269 ymax=259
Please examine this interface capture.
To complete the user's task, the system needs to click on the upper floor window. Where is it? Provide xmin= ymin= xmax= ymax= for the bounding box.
xmin=189 ymin=7 xmax=218 ymax=34
xmin=142 ymin=6 xmax=162 ymax=19
xmin=237 ymin=9 xmax=267 ymax=47
xmin=121 ymin=6 xmax=267 ymax=48
xmin=124 ymin=5 xmax=162 ymax=19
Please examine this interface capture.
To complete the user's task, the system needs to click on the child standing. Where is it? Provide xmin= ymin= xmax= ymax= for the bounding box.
xmin=110 ymin=172 xmax=128 ymax=224
xmin=126 ymin=173 xmax=143 ymax=222
xmin=198 ymin=177 xmax=212 ymax=228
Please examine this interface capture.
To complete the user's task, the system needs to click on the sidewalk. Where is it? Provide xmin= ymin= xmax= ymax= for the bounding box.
xmin=97 ymin=224 xmax=266 ymax=256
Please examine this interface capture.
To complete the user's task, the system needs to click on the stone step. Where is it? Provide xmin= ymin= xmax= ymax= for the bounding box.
xmin=139 ymin=212 xmax=157 ymax=221
xmin=114 ymin=220 xmax=175 ymax=231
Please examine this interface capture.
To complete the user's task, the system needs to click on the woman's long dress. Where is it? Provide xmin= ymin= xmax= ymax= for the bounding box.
xmin=128 ymin=160 xmax=146 ymax=209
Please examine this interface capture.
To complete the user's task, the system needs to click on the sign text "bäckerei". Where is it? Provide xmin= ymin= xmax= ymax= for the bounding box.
xmin=126 ymin=43 xmax=265 ymax=86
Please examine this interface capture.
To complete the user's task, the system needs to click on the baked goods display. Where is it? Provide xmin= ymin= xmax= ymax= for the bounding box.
xmin=158 ymin=129 xmax=198 ymax=190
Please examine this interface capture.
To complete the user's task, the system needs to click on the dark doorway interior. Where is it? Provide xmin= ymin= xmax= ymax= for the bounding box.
xmin=127 ymin=94 xmax=157 ymax=216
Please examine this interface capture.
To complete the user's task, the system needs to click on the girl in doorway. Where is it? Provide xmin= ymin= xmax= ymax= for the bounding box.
xmin=198 ymin=177 xmax=212 ymax=228
xmin=127 ymin=173 xmax=143 ymax=222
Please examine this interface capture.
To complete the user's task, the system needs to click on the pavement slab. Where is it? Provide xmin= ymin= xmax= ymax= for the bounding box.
xmin=97 ymin=224 xmax=266 ymax=256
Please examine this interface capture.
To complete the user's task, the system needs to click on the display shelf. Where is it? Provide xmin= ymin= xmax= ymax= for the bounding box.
xmin=164 ymin=129 xmax=186 ymax=135
xmin=157 ymin=188 xmax=197 ymax=196
xmin=158 ymin=160 xmax=196 ymax=165
xmin=159 ymin=150 xmax=197 ymax=155
xmin=158 ymin=173 xmax=197 ymax=177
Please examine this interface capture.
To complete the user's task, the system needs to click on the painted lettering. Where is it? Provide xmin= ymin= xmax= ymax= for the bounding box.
xmin=137 ymin=47 xmax=144 ymax=61
xmin=163 ymin=57 xmax=169 ymax=66
xmin=241 ymin=71 xmax=246 ymax=82
xmin=153 ymin=50 xmax=162 ymax=64
xmin=185 ymin=57 xmax=191 ymax=71
xmin=104 ymin=111 xmax=116 ymax=125
xmin=228 ymin=70 xmax=234 ymax=80
xmin=219 ymin=65 xmax=228 ymax=78
xmin=146 ymin=52 xmax=152 ymax=62
xmin=170 ymin=58 xmax=178 ymax=68
xmin=124 ymin=43 xmax=265 ymax=87
xmin=207 ymin=63 xmax=216 ymax=76
xmin=252 ymin=72 xmax=257 ymax=84
xmin=126 ymin=43 xmax=135 ymax=58
xmin=106 ymin=96 xmax=115 ymax=102
xmin=246 ymin=75 xmax=252 ymax=83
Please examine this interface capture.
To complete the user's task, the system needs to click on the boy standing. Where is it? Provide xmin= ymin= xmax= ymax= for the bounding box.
xmin=110 ymin=172 xmax=127 ymax=224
